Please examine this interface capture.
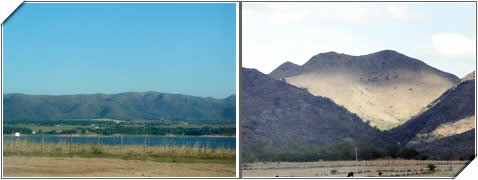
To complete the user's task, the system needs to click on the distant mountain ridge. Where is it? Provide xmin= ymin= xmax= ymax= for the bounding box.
xmin=269 ymin=61 xmax=303 ymax=79
xmin=3 ymin=92 xmax=236 ymax=124
xmin=269 ymin=50 xmax=460 ymax=129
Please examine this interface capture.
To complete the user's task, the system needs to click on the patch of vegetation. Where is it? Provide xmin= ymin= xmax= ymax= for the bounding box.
xmin=331 ymin=169 xmax=337 ymax=175
xmin=3 ymin=123 xmax=235 ymax=136
xmin=243 ymin=143 xmax=424 ymax=162
xmin=3 ymin=140 xmax=235 ymax=164
xmin=92 ymin=146 xmax=104 ymax=154
xmin=427 ymin=164 xmax=436 ymax=172
xmin=385 ymin=145 xmax=400 ymax=158
xmin=3 ymin=126 xmax=33 ymax=134
xmin=399 ymin=148 xmax=420 ymax=159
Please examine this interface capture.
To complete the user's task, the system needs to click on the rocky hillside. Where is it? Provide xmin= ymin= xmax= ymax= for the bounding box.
xmin=389 ymin=71 xmax=475 ymax=159
xmin=270 ymin=50 xmax=459 ymax=129
xmin=241 ymin=67 xmax=386 ymax=154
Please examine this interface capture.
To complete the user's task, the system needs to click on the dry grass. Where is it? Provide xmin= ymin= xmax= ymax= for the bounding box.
xmin=4 ymin=156 xmax=236 ymax=177
xmin=3 ymin=139 xmax=235 ymax=162
xmin=242 ymin=159 xmax=471 ymax=177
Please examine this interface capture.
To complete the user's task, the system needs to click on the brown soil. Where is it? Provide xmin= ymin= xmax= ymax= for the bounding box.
xmin=3 ymin=156 xmax=235 ymax=177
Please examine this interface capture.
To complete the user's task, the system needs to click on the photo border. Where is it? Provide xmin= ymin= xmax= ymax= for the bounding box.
xmin=1 ymin=0 xmax=240 ymax=179
xmin=0 ymin=0 xmax=477 ymax=179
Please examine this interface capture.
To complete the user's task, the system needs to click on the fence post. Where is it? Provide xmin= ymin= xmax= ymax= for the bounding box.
xmin=143 ymin=137 xmax=147 ymax=151
xmin=41 ymin=136 xmax=44 ymax=153
xmin=120 ymin=136 xmax=124 ymax=152
xmin=69 ymin=134 xmax=72 ymax=153
xmin=97 ymin=136 xmax=100 ymax=145
xmin=449 ymin=160 xmax=452 ymax=171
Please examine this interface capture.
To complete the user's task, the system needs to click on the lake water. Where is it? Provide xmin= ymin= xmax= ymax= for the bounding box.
xmin=3 ymin=136 xmax=236 ymax=149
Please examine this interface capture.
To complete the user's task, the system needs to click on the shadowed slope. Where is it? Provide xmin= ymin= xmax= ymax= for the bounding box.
xmin=271 ymin=50 xmax=459 ymax=129
xmin=241 ymin=67 xmax=385 ymax=154
xmin=389 ymin=71 xmax=475 ymax=159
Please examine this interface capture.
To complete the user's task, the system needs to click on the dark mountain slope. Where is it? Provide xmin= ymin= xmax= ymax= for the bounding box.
xmin=241 ymin=67 xmax=386 ymax=154
xmin=413 ymin=129 xmax=475 ymax=160
xmin=388 ymin=71 xmax=475 ymax=159
xmin=389 ymin=72 xmax=475 ymax=144
xmin=3 ymin=92 xmax=236 ymax=124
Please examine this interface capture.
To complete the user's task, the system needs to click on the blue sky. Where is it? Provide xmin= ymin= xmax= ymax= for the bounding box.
xmin=243 ymin=2 xmax=476 ymax=77
xmin=4 ymin=3 xmax=236 ymax=98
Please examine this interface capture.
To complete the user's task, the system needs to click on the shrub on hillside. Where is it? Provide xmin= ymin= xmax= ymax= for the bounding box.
xmin=399 ymin=148 xmax=419 ymax=159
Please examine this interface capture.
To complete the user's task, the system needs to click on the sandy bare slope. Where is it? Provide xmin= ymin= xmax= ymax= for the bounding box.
xmin=3 ymin=156 xmax=235 ymax=177
xmin=270 ymin=50 xmax=459 ymax=129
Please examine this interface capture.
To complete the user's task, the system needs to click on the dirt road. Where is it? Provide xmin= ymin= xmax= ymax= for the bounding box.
xmin=3 ymin=156 xmax=235 ymax=177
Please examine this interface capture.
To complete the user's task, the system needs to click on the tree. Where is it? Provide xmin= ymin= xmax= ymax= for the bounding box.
xmin=427 ymin=164 xmax=436 ymax=172
xmin=399 ymin=148 xmax=419 ymax=159
xmin=385 ymin=145 xmax=400 ymax=158
xmin=358 ymin=144 xmax=383 ymax=160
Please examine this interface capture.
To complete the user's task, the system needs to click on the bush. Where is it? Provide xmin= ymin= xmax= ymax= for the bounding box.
xmin=399 ymin=148 xmax=419 ymax=159
xmin=385 ymin=145 xmax=400 ymax=158
xmin=358 ymin=144 xmax=384 ymax=160
xmin=427 ymin=164 xmax=436 ymax=172
xmin=3 ymin=126 xmax=33 ymax=134
xmin=331 ymin=169 xmax=337 ymax=175
xmin=92 ymin=146 xmax=104 ymax=154
xmin=420 ymin=155 xmax=428 ymax=160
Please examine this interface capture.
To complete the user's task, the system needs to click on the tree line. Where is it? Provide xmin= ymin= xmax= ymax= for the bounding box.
xmin=242 ymin=143 xmax=459 ymax=162
xmin=3 ymin=125 xmax=235 ymax=136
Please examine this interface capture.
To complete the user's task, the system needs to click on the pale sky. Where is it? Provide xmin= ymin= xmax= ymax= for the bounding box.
xmin=243 ymin=2 xmax=476 ymax=78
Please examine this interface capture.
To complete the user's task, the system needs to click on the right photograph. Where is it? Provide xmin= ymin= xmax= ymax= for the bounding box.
xmin=241 ymin=2 xmax=476 ymax=177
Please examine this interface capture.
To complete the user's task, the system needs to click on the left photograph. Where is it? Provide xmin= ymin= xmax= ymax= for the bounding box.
xmin=2 ymin=2 xmax=237 ymax=177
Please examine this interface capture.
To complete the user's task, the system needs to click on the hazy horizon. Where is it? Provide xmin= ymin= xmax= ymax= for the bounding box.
xmin=3 ymin=90 xmax=236 ymax=99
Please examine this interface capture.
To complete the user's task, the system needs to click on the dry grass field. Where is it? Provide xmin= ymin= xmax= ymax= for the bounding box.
xmin=3 ymin=156 xmax=235 ymax=177
xmin=3 ymin=139 xmax=235 ymax=160
xmin=242 ymin=160 xmax=470 ymax=177
xmin=3 ymin=140 xmax=235 ymax=177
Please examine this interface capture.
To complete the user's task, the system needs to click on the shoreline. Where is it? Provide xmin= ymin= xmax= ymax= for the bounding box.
xmin=3 ymin=134 xmax=236 ymax=138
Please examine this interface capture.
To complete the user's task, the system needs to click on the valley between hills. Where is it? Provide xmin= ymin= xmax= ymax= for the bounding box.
xmin=241 ymin=50 xmax=475 ymax=170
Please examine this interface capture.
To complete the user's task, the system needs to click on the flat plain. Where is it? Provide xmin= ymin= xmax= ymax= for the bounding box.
xmin=3 ymin=156 xmax=236 ymax=177
xmin=242 ymin=160 xmax=470 ymax=177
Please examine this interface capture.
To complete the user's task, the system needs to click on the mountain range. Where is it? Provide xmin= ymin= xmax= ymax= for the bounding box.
xmin=3 ymin=92 xmax=236 ymax=124
xmin=270 ymin=50 xmax=459 ymax=129
xmin=243 ymin=50 xmax=475 ymax=160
